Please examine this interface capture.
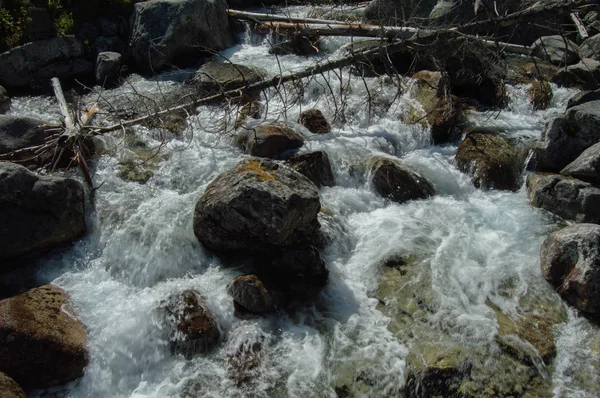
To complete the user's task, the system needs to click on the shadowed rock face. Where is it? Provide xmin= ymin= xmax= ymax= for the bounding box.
xmin=0 ymin=162 xmax=85 ymax=264
xmin=0 ymin=285 xmax=88 ymax=389
xmin=561 ymin=142 xmax=600 ymax=185
xmin=286 ymin=151 xmax=335 ymax=188
xmin=541 ymin=223 xmax=600 ymax=315
xmin=367 ymin=156 xmax=435 ymax=203
xmin=193 ymin=158 xmax=320 ymax=252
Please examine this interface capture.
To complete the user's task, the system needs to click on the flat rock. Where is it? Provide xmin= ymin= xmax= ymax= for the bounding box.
xmin=526 ymin=173 xmax=600 ymax=223
xmin=541 ymin=223 xmax=600 ymax=314
xmin=531 ymin=35 xmax=580 ymax=66
xmin=455 ymin=131 xmax=521 ymax=191
xmin=193 ymin=158 xmax=320 ymax=252
xmin=0 ymin=285 xmax=88 ymax=389
xmin=0 ymin=162 xmax=85 ymax=263
xmin=235 ymin=123 xmax=304 ymax=159
xmin=368 ymin=156 xmax=435 ymax=203
xmin=561 ymin=142 xmax=600 ymax=185
xmin=286 ymin=151 xmax=334 ymax=188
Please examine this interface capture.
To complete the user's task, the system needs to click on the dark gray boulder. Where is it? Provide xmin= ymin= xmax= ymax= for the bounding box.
xmin=533 ymin=100 xmax=600 ymax=171
xmin=96 ymin=52 xmax=122 ymax=87
xmin=455 ymin=131 xmax=521 ymax=191
xmin=580 ymin=33 xmax=600 ymax=60
xmin=561 ymin=142 xmax=600 ymax=185
xmin=286 ymin=151 xmax=335 ymax=188
xmin=0 ymin=285 xmax=88 ymax=389
xmin=0 ymin=162 xmax=85 ymax=263
xmin=540 ymin=223 xmax=600 ymax=314
xmin=161 ymin=290 xmax=220 ymax=358
xmin=194 ymin=61 xmax=265 ymax=99
xmin=129 ymin=0 xmax=234 ymax=73
xmin=0 ymin=86 xmax=10 ymax=114
xmin=531 ymin=35 xmax=580 ymax=66
xmin=0 ymin=37 xmax=92 ymax=88
xmin=367 ymin=156 xmax=435 ymax=203
xmin=552 ymin=58 xmax=600 ymax=90
xmin=227 ymin=274 xmax=279 ymax=314
xmin=526 ymin=173 xmax=600 ymax=223
xmin=298 ymin=109 xmax=331 ymax=135
xmin=193 ymin=158 xmax=320 ymax=252
xmin=235 ymin=123 xmax=304 ymax=159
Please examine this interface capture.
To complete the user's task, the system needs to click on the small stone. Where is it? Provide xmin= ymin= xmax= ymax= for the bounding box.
xmin=298 ymin=109 xmax=331 ymax=134
xmin=227 ymin=274 xmax=279 ymax=314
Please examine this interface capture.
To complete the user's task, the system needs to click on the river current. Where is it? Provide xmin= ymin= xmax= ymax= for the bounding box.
xmin=6 ymin=7 xmax=600 ymax=398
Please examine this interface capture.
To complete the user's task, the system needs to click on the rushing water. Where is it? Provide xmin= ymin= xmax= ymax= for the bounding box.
xmin=7 ymin=7 xmax=600 ymax=398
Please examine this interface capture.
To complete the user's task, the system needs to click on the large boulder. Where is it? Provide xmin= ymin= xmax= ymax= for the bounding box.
xmin=0 ymin=86 xmax=9 ymax=114
xmin=194 ymin=61 xmax=265 ymax=99
xmin=367 ymin=156 xmax=435 ymax=203
xmin=161 ymin=290 xmax=220 ymax=358
xmin=0 ymin=162 xmax=85 ymax=263
xmin=227 ymin=274 xmax=280 ymax=314
xmin=0 ymin=37 xmax=92 ymax=88
xmin=0 ymin=372 xmax=25 ymax=398
xmin=540 ymin=223 xmax=600 ymax=314
xmin=552 ymin=58 xmax=600 ymax=90
xmin=561 ymin=142 xmax=600 ymax=185
xmin=531 ymin=35 xmax=580 ymax=66
xmin=193 ymin=158 xmax=321 ymax=252
xmin=580 ymin=33 xmax=600 ymax=60
xmin=129 ymin=0 xmax=234 ymax=73
xmin=0 ymin=285 xmax=88 ymax=389
xmin=406 ymin=70 xmax=460 ymax=143
xmin=95 ymin=51 xmax=122 ymax=87
xmin=455 ymin=131 xmax=521 ymax=191
xmin=533 ymin=100 xmax=600 ymax=171
xmin=286 ymin=151 xmax=335 ymax=188
xmin=298 ymin=109 xmax=331 ymax=135
xmin=235 ymin=123 xmax=304 ymax=159
xmin=526 ymin=173 xmax=600 ymax=223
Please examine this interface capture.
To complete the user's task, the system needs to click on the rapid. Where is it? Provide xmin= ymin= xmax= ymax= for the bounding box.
xmin=6 ymin=6 xmax=600 ymax=397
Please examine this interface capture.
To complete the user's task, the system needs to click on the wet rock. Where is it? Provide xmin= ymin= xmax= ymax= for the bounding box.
xmin=24 ymin=7 xmax=56 ymax=41
xmin=0 ymin=37 xmax=92 ymax=88
xmin=526 ymin=173 xmax=600 ymax=223
xmin=533 ymin=100 xmax=600 ymax=171
xmin=286 ymin=151 xmax=334 ymax=188
xmin=234 ymin=101 xmax=263 ymax=129
xmin=455 ymin=131 xmax=521 ymax=191
xmin=567 ymin=90 xmax=600 ymax=109
xmin=268 ymin=245 xmax=329 ymax=298
xmin=540 ymin=223 xmax=600 ymax=314
xmin=531 ymin=35 xmax=580 ymax=66
xmin=194 ymin=158 xmax=320 ymax=252
xmin=226 ymin=332 xmax=265 ymax=385
xmin=528 ymin=80 xmax=553 ymax=110
xmin=561 ymin=142 xmax=600 ymax=185
xmin=405 ymin=70 xmax=460 ymax=143
xmin=235 ymin=123 xmax=304 ymax=159
xmin=0 ymin=372 xmax=25 ymax=398
xmin=298 ymin=109 xmax=331 ymax=134
xmin=129 ymin=0 xmax=234 ymax=73
xmin=0 ymin=285 xmax=88 ymax=389
xmin=0 ymin=86 xmax=9 ymax=114
xmin=368 ymin=156 xmax=435 ymax=203
xmin=227 ymin=274 xmax=279 ymax=314
xmin=195 ymin=61 xmax=265 ymax=101
xmin=269 ymin=36 xmax=320 ymax=56
xmin=96 ymin=52 xmax=122 ymax=87
xmin=161 ymin=290 xmax=220 ymax=358
xmin=552 ymin=58 xmax=600 ymax=90
xmin=0 ymin=162 xmax=85 ymax=263
xmin=580 ymin=33 xmax=600 ymax=60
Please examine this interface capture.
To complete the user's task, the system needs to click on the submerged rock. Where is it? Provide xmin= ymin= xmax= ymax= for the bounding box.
xmin=528 ymin=80 xmax=553 ymax=110
xmin=455 ymin=131 xmax=521 ymax=191
xmin=0 ymin=162 xmax=85 ymax=263
xmin=0 ymin=372 xmax=25 ymax=398
xmin=226 ymin=331 xmax=265 ymax=385
xmin=286 ymin=151 xmax=335 ymax=188
xmin=161 ymin=290 xmax=220 ymax=358
xmin=367 ymin=156 xmax=435 ymax=203
xmin=561 ymin=142 xmax=600 ymax=185
xmin=227 ymin=274 xmax=279 ymax=314
xmin=541 ymin=223 xmax=600 ymax=315
xmin=526 ymin=173 xmax=600 ymax=223
xmin=0 ymin=285 xmax=88 ymax=389
xmin=194 ymin=158 xmax=320 ymax=252
xmin=235 ymin=123 xmax=304 ymax=159
xmin=129 ymin=0 xmax=234 ymax=73
xmin=531 ymin=35 xmax=580 ymax=66
xmin=298 ymin=109 xmax=331 ymax=134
